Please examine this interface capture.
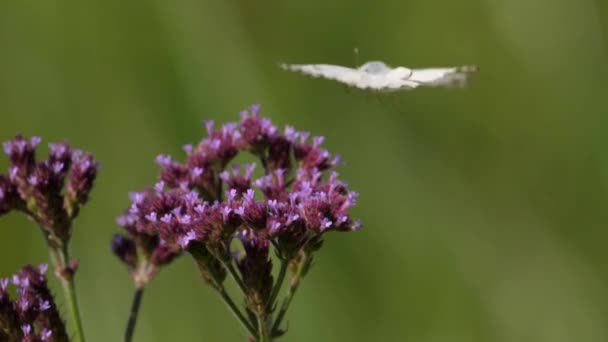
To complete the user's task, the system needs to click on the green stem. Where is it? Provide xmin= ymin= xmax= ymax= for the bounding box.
xmin=50 ymin=245 xmax=86 ymax=342
xmin=124 ymin=286 xmax=145 ymax=342
xmin=216 ymin=286 xmax=257 ymax=338
xmin=218 ymin=259 xmax=258 ymax=336
xmin=271 ymin=257 xmax=307 ymax=335
xmin=266 ymin=259 xmax=288 ymax=312
xmin=257 ymin=314 xmax=270 ymax=342
xmin=223 ymin=259 xmax=249 ymax=296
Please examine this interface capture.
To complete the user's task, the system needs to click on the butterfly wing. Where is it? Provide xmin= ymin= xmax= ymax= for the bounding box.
xmin=281 ymin=62 xmax=478 ymax=91
xmin=378 ymin=67 xmax=420 ymax=91
xmin=408 ymin=66 xmax=478 ymax=87
xmin=280 ymin=63 xmax=362 ymax=87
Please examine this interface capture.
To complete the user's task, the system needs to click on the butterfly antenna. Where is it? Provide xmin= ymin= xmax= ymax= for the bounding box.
xmin=353 ymin=47 xmax=359 ymax=67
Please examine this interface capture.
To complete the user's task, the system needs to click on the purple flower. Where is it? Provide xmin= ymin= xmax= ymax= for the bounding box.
xmin=219 ymin=163 xmax=256 ymax=194
xmin=0 ymin=135 xmax=99 ymax=245
xmin=178 ymin=230 xmax=197 ymax=248
xmin=41 ymin=328 xmax=53 ymax=341
xmin=124 ymin=104 xmax=360 ymax=249
xmin=111 ymin=234 xmax=137 ymax=269
xmin=21 ymin=324 xmax=32 ymax=335
xmin=114 ymin=105 xmax=361 ymax=337
xmin=0 ymin=265 xmax=69 ymax=341
xmin=114 ymin=189 xmax=182 ymax=287
xmin=239 ymin=104 xmax=278 ymax=154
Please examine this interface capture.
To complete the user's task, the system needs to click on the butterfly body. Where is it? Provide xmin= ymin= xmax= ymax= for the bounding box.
xmin=280 ymin=61 xmax=477 ymax=92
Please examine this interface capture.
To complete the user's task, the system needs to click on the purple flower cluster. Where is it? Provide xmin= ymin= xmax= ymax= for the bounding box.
xmin=115 ymin=105 xmax=358 ymax=259
xmin=112 ymin=190 xmax=179 ymax=287
xmin=113 ymin=105 xmax=360 ymax=337
xmin=0 ymin=265 xmax=69 ymax=342
xmin=0 ymin=135 xmax=99 ymax=245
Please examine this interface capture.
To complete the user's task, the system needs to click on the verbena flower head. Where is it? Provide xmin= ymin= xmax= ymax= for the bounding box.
xmin=114 ymin=105 xmax=360 ymax=284
xmin=113 ymin=105 xmax=360 ymax=341
xmin=113 ymin=186 xmax=181 ymax=287
xmin=0 ymin=135 xmax=99 ymax=246
xmin=0 ymin=265 xmax=68 ymax=341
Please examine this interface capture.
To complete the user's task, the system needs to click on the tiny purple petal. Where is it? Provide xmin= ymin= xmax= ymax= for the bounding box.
xmin=313 ymin=136 xmax=325 ymax=147
xmin=231 ymin=130 xmax=242 ymax=142
xmin=299 ymin=131 xmax=310 ymax=143
xmin=284 ymin=126 xmax=297 ymax=141
xmin=221 ymin=206 xmax=232 ymax=221
xmin=194 ymin=204 xmax=206 ymax=214
xmin=160 ymin=214 xmax=172 ymax=224
xmin=204 ymin=120 xmax=214 ymax=134
xmin=223 ymin=122 xmax=238 ymax=132
xmin=30 ymin=136 xmax=42 ymax=147
xmin=21 ymin=324 xmax=32 ymax=335
xmin=178 ymin=230 xmax=197 ymax=248
xmin=71 ymin=149 xmax=83 ymax=159
xmin=270 ymin=221 xmax=282 ymax=234
xmin=320 ymin=217 xmax=333 ymax=230
xmin=227 ymin=189 xmax=237 ymax=201
xmin=182 ymin=144 xmax=193 ymax=154
xmin=39 ymin=299 xmax=51 ymax=311
xmin=261 ymin=118 xmax=276 ymax=135
xmin=41 ymin=329 xmax=52 ymax=340
xmin=116 ymin=215 xmax=134 ymax=227
xmin=145 ymin=212 xmax=157 ymax=222
xmin=274 ymin=168 xmax=285 ymax=178
xmin=39 ymin=264 xmax=48 ymax=274
xmin=253 ymin=178 xmax=264 ymax=188
xmin=331 ymin=155 xmax=341 ymax=166
xmin=182 ymin=191 xmax=198 ymax=204
xmin=2 ymin=141 xmax=11 ymax=155
xmin=18 ymin=297 xmax=29 ymax=311
xmin=15 ymin=140 xmax=26 ymax=153
xmin=52 ymin=161 xmax=64 ymax=174
xmin=244 ymin=189 xmax=255 ymax=203
xmin=178 ymin=215 xmax=191 ymax=225
xmin=250 ymin=104 xmax=261 ymax=115
xmin=245 ymin=163 xmax=256 ymax=177
xmin=27 ymin=175 xmax=38 ymax=186
xmin=154 ymin=181 xmax=165 ymax=193
xmin=0 ymin=278 xmax=8 ymax=290
xmin=219 ymin=171 xmax=230 ymax=182
xmin=210 ymin=139 xmax=221 ymax=151
xmin=130 ymin=192 xmax=145 ymax=204
xmin=191 ymin=167 xmax=204 ymax=179
xmin=267 ymin=199 xmax=278 ymax=209
xmin=287 ymin=213 xmax=300 ymax=225
xmin=171 ymin=207 xmax=182 ymax=216
xmin=155 ymin=154 xmax=172 ymax=167
xmin=236 ymin=229 xmax=248 ymax=240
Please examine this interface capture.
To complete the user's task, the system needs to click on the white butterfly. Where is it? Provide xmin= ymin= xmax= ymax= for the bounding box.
xmin=280 ymin=61 xmax=478 ymax=91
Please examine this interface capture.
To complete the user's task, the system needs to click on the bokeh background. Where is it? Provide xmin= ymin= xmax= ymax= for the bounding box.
xmin=1 ymin=0 xmax=608 ymax=341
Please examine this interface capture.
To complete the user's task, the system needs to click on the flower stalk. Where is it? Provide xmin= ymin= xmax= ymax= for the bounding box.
xmin=124 ymin=286 xmax=145 ymax=342
xmin=49 ymin=245 xmax=86 ymax=342
xmin=217 ymin=286 xmax=258 ymax=338
xmin=271 ymin=253 xmax=309 ymax=336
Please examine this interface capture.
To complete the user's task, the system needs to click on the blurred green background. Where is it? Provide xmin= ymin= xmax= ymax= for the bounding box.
xmin=1 ymin=0 xmax=608 ymax=341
